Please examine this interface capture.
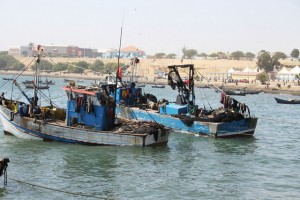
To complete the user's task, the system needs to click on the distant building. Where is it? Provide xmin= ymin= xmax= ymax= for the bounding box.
xmin=19 ymin=44 xmax=100 ymax=58
xmin=10 ymin=44 xmax=141 ymax=58
xmin=102 ymin=45 xmax=146 ymax=58
xmin=230 ymin=67 xmax=263 ymax=81
xmin=8 ymin=47 xmax=20 ymax=56
xmin=276 ymin=66 xmax=300 ymax=81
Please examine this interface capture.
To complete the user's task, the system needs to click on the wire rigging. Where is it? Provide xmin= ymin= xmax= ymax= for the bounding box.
xmin=0 ymin=57 xmax=36 ymax=90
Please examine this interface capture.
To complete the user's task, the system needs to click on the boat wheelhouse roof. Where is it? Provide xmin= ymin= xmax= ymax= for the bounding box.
xmin=63 ymin=86 xmax=98 ymax=96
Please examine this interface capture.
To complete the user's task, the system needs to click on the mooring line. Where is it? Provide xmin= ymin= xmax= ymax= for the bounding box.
xmin=9 ymin=177 xmax=101 ymax=198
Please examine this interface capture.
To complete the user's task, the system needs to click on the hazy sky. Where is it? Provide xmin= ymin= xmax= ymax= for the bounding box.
xmin=1 ymin=0 xmax=300 ymax=55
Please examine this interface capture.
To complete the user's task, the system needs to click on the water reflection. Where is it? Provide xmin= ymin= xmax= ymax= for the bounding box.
xmin=213 ymin=137 xmax=257 ymax=155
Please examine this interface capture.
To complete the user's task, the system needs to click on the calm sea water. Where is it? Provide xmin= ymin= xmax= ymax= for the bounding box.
xmin=0 ymin=76 xmax=300 ymax=199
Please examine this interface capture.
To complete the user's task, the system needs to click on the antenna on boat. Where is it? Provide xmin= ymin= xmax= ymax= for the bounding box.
xmin=33 ymin=45 xmax=43 ymax=106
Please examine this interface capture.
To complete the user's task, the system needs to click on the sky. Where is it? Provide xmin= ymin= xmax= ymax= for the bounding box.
xmin=1 ymin=0 xmax=300 ymax=55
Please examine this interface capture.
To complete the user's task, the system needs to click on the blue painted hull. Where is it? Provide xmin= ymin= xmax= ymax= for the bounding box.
xmin=0 ymin=105 xmax=169 ymax=146
xmin=116 ymin=106 xmax=257 ymax=137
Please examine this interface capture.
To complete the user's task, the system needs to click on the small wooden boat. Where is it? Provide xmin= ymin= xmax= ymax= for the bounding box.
xmin=22 ymin=80 xmax=34 ymax=84
xmin=2 ymin=78 xmax=13 ymax=81
xmin=151 ymin=84 xmax=165 ymax=88
xmin=39 ymin=80 xmax=55 ymax=85
xmin=137 ymin=84 xmax=146 ymax=87
xmin=274 ymin=97 xmax=300 ymax=104
xmin=197 ymin=85 xmax=210 ymax=88
xmin=23 ymin=83 xmax=49 ymax=89
xmin=64 ymin=79 xmax=73 ymax=83
xmin=243 ymin=90 xmax=262 ymax=95
xmin=223 ymin=90 xmax=246 ymax=96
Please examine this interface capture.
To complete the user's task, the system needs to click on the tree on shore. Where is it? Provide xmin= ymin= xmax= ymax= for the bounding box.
xmin=256 ymin=72 xmax=269 ymax=84
xmin=89 ymin=60 xmax=105 ymax=72
xmin=230 ymin=51 xmax=244 ymax=60
xmin=166 ymin=53 xmax=176 ymax=59
xmin=290 ymin=49 xmax=299 ymax=59
xmin=52 ymin=62 xmax=68 ymax=72
xmin=0 ymin=57 xmax=7 ymax=69
xmin=67 ymin=64 xmax=84 ymax=73
xmin=0 ymin=55 xmax=21 ymax=69
xmin=182 ymin=48 xmax=198 ymax=59
xmin=198 ymin=53 xmax=207 ymax=58
xmin=257 ymin=51 xmax=273 ymax=72
xmin=105 ymin=62 xmax=124 ymax=73
xmin=245 ymin=52 xmax=255 ymax=60
xmin=208 ymin=53 xmax=218 ymax=58
xmin=30 ymin=60 xmax=53 ymax=71
xmin=12 ymin=62 xmax=25 ymax=70
xmin=217 ymin=52 xmax=227 ymax=59
xmin=155 ymin=53 xmax=166 ymax=59
xmin=77 ymin=61 xmax=90 ymax=69
xmin=272 ymin=52 xmax=287 ymax=68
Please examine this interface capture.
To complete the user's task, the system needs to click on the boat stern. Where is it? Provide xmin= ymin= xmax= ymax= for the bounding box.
xmin=144 ymin=127 xmax=170 ymax=146
xmin=212 ymin=117 xmax=258 ymax=138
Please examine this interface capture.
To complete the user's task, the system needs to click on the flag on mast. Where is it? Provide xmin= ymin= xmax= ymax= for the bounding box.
xmin=117 ymin=67 xmax=122 ymax=81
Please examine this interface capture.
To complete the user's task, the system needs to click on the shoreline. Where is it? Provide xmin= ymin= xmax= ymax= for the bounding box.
xmin=1 ymin=70 xmax=300 ymax=96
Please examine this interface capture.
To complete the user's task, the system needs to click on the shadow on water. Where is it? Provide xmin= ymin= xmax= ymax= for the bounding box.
xmin=0 ymin=187 xmax=6 ymax=198
xmin=212 ymin=137 xmax=257 ymax=155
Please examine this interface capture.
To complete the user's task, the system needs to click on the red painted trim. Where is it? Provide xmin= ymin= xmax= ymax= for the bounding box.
xmin=62 ymin=86 xmax=96 ymax=96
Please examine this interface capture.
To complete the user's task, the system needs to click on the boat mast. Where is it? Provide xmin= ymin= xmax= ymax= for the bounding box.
xmin=113 ymin=23 xmax=124 ymax=123
xmin=34 ymin=45 xmax=42 ymax=106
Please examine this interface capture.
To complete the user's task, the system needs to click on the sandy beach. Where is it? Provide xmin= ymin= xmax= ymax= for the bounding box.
xmin=1 ymin=57 xmax=300 ymax=96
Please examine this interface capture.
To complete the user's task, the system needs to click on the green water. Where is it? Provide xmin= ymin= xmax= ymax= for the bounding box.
xmin=0 ymin=78 xmax=300 ymax=199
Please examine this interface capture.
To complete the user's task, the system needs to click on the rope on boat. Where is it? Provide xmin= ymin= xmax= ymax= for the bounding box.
xmin=9 ymin=177 xmax=102 ymax=198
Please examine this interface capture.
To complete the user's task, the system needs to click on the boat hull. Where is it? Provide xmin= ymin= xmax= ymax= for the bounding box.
xmin=0 ymin=106 xmax=169 ymax=146
xmin=116 ymin=105 xmax=257 ymax=137
xmin=24 ymin=84 xmax=49 ymax=89
xmin=274 ymin=97 xmax=300 ymax=104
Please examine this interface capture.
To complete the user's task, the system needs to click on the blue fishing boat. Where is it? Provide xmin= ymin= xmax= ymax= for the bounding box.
xmin=115 ymin=64 xmax=258 ymax=137
xmin=0 ymin=46 xmax=170 ymax=146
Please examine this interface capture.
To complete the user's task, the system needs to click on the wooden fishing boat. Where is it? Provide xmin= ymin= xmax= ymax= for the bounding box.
xmin=223 ymin=89 xmax=246 ymax=96
xmin=0 ymin=46 xmax=170 ymax=146
xmin=274 ymin=97 xmax=300 ymax=104
xmin=23 ymin=83 xmax=49 ymax=89
xmin=39 ymin=80 xmax=55 ymax=85
xmin=2 ymin=78 xmax=13 ymax=81
xmin=244 ymin=90 xmax=262 ymax=95
xmin=115 ymin=64 xmax=258 ymax=138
